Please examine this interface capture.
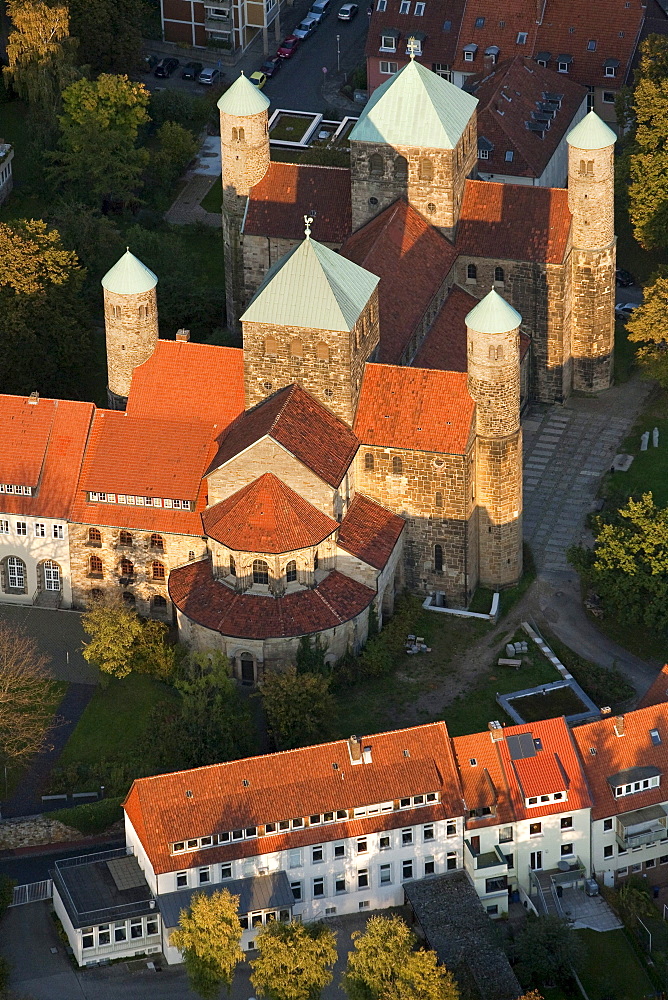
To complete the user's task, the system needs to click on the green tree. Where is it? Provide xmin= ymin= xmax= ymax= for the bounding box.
xmin=512 ymin=915 xmax=585 ymax=989
xmin=626 ymin=271 xmax=668 ymax=385
xmin=148 ymin=88 xmax=213 ymax=133
xmin=260 ymin=664 xmax=336 ymax=749
xmin=170 ymin=889 xmax=244 ymax=1000
xmin=50 ymin=74 xmax=150 ymax=208
xmin=251 ymin=921 xmax=337 ymax=1000
xmin=568 ymin=493 xmax=668 ymax=633
xmin=3 ymin=1 xmax=78 ymax=112
xmin=149 ymin=121 xmax=199 ymax=194
xmin=69 ymin=0 xmax=149 ymax=74
xmin=49 ymin=202 xmax=124 ymax=300
xmin=296 ymin=634 xmax=328 ymax=674
xmin=628 ymin=35 xmax=668 ymax=251
xmin=82 ymin=596 xmax=174 ymax=679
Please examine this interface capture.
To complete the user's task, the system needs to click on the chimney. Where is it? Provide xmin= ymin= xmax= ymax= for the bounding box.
xmin=348 ymin=735 xmax=363 ymax=764
xmin=28 ymin=391 xmax=39 ymax=405
xmin=176 ymin=329 xmax=190 ymax=342
xmin=614 ymin=715 xmax=625 ymax=737
xmin=489 ymin=721 xmax=504 ymax=742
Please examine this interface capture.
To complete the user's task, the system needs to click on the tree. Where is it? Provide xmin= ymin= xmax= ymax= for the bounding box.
xmin=68 ymin=0 xmax=150 ymax=75
xmin=0 ymin=220 xmax=79 ymax=296
xmin=82 ymin=595 xmax=174 ymax=679
xmin=170 ymin=889 xmax=244 ymax=1000
xmin=512 ymin=915 xmax=585 ymax=989
xmin=626 ymin=271 xmax=668 ymax=386
xmin=628 ymin=35 xmax=668 ymax=251
xmin=3 ymin=1 xmax=78 ymax=112
xmin=568 ymin=493 xmax=668 ymax=633
xmin=149 ymin=121 xmax=199 ymax=193
xmin=49 ymin=202 xmax=124 ymax=302
xmin=260 ymin=664 xmax=336 ymax=749
xmin=295 ymin=634 xmax=328 ymax=674
xmin=50 ymin=74 xmax=150 ymax=208
xmin=250 ymin=921 xmax=337 ymax=1000
xmin=0 ymin=622 xmax=59 ymax=765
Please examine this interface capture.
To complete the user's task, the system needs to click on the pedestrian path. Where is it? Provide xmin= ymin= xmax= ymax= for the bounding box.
xmin=165 ymin=173 xmax=219 ymax=226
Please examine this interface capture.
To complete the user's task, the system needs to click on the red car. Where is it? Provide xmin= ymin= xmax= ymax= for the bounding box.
xmin=277 ymin=34 xmax=301 ymax=58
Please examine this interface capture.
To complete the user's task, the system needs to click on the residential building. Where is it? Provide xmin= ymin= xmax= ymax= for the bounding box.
xmin=0 ymin=141 xmax=13 ymax=206
xmin=160 ymin=0 xmax=282 ymax=55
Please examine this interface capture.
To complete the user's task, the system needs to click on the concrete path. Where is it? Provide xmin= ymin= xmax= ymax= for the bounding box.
xmin=164 ymin=172 xmax=220 ymax=226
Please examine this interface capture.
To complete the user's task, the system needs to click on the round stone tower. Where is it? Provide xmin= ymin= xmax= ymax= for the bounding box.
xmin=101 ymin=249 xmax=158 ymax=410
xmin=567 ymin=111 xmax=617 ymax=393
xmin=218 ymin=73 xmax=271 ymax=332
xmin=466 ymin=289 xmax=523 ymax=590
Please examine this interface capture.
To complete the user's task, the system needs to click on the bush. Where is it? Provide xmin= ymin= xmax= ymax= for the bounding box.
xmin=0 ymin=875 xmax=15 ymax=918
xmin=542 ymin=628 xmax=634 ymax=708
xmin=50 ymin=796 xmax=124 ymax=835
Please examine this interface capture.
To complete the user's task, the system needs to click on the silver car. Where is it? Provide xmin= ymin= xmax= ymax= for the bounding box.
xmin=293 ymin=15 xmax=319 ymax=37
xmin=198 ymin=67 xmax=222 ymax=85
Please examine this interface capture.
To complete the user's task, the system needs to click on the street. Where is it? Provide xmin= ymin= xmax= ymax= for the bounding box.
xmin=144 ymin=0 xmax=370 ymax=112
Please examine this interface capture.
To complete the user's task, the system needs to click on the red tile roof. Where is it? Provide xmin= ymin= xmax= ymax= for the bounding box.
xmin=354 ymin=364 xmax=475 ymax=455
xmin=453 ymin=717 xmax=591 ymax=827
xmin=338 ymin=493 xmax=405 ymax=569
xmin=202 ymin=473 xmax=338 ymax=554
xmin=126 ymin=341 xmax=245 ymax=428
xmin=365 ymin=0 xmax=466 ymax=80
xmin=341 ymin=200 xmax=459 ymax=364
xmin=572 ymin=705 xmax=668 ymax=820
xmin=638 ymin=666 xmax=668 ymax=710
xmin=0 ymin=396 xmax=94 ymax=519
xmin=412 ymin=287 xmax=478 ymax=373
xmin=466 ymin=57 xmax=587 ymax=179
xmin=457 ymin=178 xmax=571 ymax=264
xmin=208 ymin=384 xmax=359 ymax=489
xmin=123 ymin=721 xmax=464 ymax=874
xmin=168 ymin=560 xmax=375 ymax=639
xmin=244 ymin=162 xmax=352 ymax=243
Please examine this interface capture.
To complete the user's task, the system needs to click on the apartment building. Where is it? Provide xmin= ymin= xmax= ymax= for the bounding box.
xmin=160 ymin=0 xmax=282 ymax=55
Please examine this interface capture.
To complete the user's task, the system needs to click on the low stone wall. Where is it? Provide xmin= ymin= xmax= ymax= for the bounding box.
xmin=0 ymin=816 xmax=82 ymax=850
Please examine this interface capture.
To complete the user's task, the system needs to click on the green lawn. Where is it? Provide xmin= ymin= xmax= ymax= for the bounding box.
xmin=601 ymin=387 xmax=668 ymax=508
xmin=576 ymin=929 xmax=655 ymax=1000
xmin=269 ymin=113 xmax=316 ymax=142
xmin=53 ymin=674 xmax=178 ymax=795
xmin=614 ymin=320 xmax=637 ymax=384
xmin=200 ymin=177 xmax=222 ymax=214
xmin=507 ymin=684 xmax=588 ymax=723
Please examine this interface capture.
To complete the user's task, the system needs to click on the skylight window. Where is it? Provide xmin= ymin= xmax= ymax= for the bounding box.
xmin=469 ymin=758 xmax=478 ymax=766
xmin=505 ymin=150 xmax=514 ymax=161
xmin=587 ymin=39 xmax=597 ymax=51
xmin=651 ymin=729 xmax=662 ymax=746
xmin=516 ymin=31 xmax=528 ymax=44
xmin=475 ymin=16 xmax=485 ymax=27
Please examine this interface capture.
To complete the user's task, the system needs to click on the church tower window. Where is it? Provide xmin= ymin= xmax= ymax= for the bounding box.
xmin=286 ymin=560 xmax=297 ymax=583
xmin=394 ymin=155 xmax=408 ymax=178
xmin=392 ymin=456 xmax=403 ymax=475
xmin=434 ymin=545 xmax=443 ymax=571
xmin=264 ymin=336 xmax=278 ymax=355
xmin=316 ymin=342 xmax=330 ymax=361
xmin=369 ymin=153 xmax=384 ymax=177
xmin=419 ymin=158 xmax=433 ymax=181
xmin=290 ymin=338 xmax=303 ymax=356
xmin=253 ymin=559 xmax=269 ymax=585
xmin=365 ymin=453 xmax=375 ymax=471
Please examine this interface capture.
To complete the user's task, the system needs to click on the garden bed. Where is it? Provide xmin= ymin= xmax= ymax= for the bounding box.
xmin=505 ymin=682 xmax=592 ymax=723
xmin=269 ymin=110 xmax=321 ymax=144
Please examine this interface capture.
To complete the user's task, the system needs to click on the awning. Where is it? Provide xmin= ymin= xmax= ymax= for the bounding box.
xmin=618 ymin=804 xmax=668 ymax=829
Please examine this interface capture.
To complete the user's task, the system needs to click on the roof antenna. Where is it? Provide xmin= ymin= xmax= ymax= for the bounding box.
xmin=304 ymin=215 xmax=313 ymax=239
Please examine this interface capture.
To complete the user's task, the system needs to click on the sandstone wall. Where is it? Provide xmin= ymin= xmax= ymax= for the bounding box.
xmin=104 ymin=287 xmax=159 ymax=404
xmin=243 ymin=235 xmax=343 ymax=303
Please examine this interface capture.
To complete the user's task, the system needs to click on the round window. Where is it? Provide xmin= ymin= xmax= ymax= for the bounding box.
xmin=263 ymin=381 xmax=273 ymax=391
xmin=369 ymin=197 xmax=379 ymax=206
xmin=433 ymin=458 xmax=444 ymax=469
xmin=427 ymin=202 xmax=436 ymax=214
xmin=324 ymin=388 xmax=334 ymax=398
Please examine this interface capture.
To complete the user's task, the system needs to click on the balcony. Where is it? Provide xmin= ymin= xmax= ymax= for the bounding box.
xmin=465 ymin=842 xmax=508 ymax=871
xmin=616 ymin=805 xmax=668 ymax=850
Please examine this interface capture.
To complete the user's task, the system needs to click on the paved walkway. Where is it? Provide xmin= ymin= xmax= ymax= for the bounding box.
xmin=561 ymin=887 xmax=622 ymax=932
xmin=164 ymin=172 xmax=219 ymax=226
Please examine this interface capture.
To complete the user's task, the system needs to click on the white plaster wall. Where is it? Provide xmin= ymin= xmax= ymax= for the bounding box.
xmin=0 ymin=513 xmax=73 ymax=606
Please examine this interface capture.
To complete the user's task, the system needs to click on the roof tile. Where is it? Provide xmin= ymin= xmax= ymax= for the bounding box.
xmin=244 ymin=162 xmax=351 ymax=243
xmin=337 ymin=493 xmax=405 ymax=569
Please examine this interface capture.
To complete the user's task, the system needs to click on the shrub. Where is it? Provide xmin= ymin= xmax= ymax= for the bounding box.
xmin=50 ymin=796 xmax=124 ymax=835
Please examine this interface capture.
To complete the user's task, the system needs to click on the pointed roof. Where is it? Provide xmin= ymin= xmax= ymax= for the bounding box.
xmin=566 ymin=110 xmax=617 ymax=150
xmin=337 ymin=494 xmax=405 ymax=569
xmin=240 ymin=236 xmax=379 ymax=332
xmin=350 ymin=59 xmax=477 ymax=150
xmin=465 ymin=288 xmax=522 ymax=334
xmin=217 ymin=72 xmax=270 ymax=117
xmin=202 ymin=473 xmax=339 ymax=553
xmin=101 ymin=249 xmax=157 ymax=295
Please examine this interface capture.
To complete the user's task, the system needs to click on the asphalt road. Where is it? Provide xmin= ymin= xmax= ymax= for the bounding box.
xmin=144 ymin=1 xmax=369 ymax=113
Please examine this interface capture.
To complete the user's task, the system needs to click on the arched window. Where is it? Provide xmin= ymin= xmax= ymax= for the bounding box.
xmin=314 ymin=551 xmax=319 ymax=570
xmin=394 ymin=154 xmax=408 ymax=179
xmin=232 ymin=127 xmax=238 ymax=141
xmin=89 ymin=554 xmax=103 ymax=576
xmin=138 ymin=304 xmax=148 ymax=320
xmin=229 ymin=554 xmax=236 ymax=577
xmin=579 ymin=159 xmax=594 ymax=176
xmin=239 ymin=652 xmax=254 ymax=686
xmin=369 ymin=153 xmax=384 ymax=177
xmin=238 ymin=126 xmax=245 ymax=142
xmin=419 ymin=158 xmax=433 ymax=181
xmin=467 ymin=263 xmax=477 ymax=280
xmin=152 ymin=594 xmax=167 ymax=608
xmin=122 ymin=591 xmax=135 ymax=605
xmin=152 ymin=561 xmax=166 ymax=580
xmin=286 ymin=560 xmax=297 ymax=583
xmin=435 ymin=492 xmax=443 ymax=508
xmin=253 ymin=559 xmax=269 ymax=585
xmin=150 ymin=533 xmax=164 ymax=550
xmin=316 ymin=342 xmax=330 ymax=361
xmin=6 ymin=556 xmax=26 ymax=591
xmin=42 ymin=560 xmax=61 ymax=591
xmin=119 ymin=530 xmax=132 ymax=546
xmin=290 ymin=338 xmax=303 ymax=357
xmin=120 ymin=558 xmax=134 ymax=578
xmin=365 ymin=453 xmax=375 ymax=471
xmin=488 ymin=345 xmax=504 ymax=361
xmin=88 ymin=527 xmax=101 ymax=545
xmin=434 ymin=544 xmax=443 ymax=572
xmin=112 ymin=305 xmax=122 ymax=320
xmin=392 ymin=456 xmax=403 ymax=475
xmin=494 ymin=266 xmax=504 ymax=283
xmin=264 ymin=336 xmax=278 ymax=355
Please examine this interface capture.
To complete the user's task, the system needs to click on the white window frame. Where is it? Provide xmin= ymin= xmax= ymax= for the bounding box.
xmin=15 ymin=521 xmax=26 ymax=536
xmin=53 ymin=524 xmax=64 ymax=539
xmin=516 ymin=31 xmax=527 ymax=44
xmin=0 ymin=521 xmax=8 ymax=534
xmin=379 ymin=863 xmax=392 ymax=885
xmin=380 ymin=60 xmax=398 ymax=74
xmin=399 ymin=0 xmax=410 ymax=11
xmin=464 ymin=50 xmax=474 ymax=62
xmin=377 ymin=0 xmax=387 ymax=8
xmin=479 ymin=148 xmax=489 ymax=160
xmin=414 ymin=2 xmax=425 ymax=13
xmin=605 ymin=65 xmax=616 ymax=77
xmin=558 ymin=62 xmax=569 ymax=73
xmin=380 ymin=36 xmax=396 ymax=51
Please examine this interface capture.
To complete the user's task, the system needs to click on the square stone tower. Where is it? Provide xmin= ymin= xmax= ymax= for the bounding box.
xmin=349 ymin=58 xmax=478 ymax=237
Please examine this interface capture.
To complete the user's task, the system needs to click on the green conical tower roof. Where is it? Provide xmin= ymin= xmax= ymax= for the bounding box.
xmin=466 ymin=289 xmax=522 ymax=334
xmin=350 ymin=58 xmax=477 ymax=150
xmin=101 ymin=249 xmax=157 ymax=295
xmin=217 ymin=72 xmax=270 ymax=117
xmin=567 ymin=111 xmax=616 ymax=150
xmin=240 ymin=234 xmax=379 ymax=332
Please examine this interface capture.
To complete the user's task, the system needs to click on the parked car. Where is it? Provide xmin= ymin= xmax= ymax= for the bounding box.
xmin=307 ymin=8 xmax=326 ymax=23
xmin=616 ymin=267 xmax=635 ymax=287
xmin=277 ymin=35 xmax=301 ymax=58
xmin=249 ymin=70 xmax=267 ymax=89
xmin=198 ymin=67 xmax=223 ymax=85
xmin=615 ymin=301 xmax=639 ymax=319
xmin=338 ymin=3 xmax=358 ymax=18
xmin=310 ymin=0 xmax=331 ymax=16
xmin=293 ymin=15 xmax=318 ymax=37
xmin=154 ymin=57 xmax=179 ymax=78
xmin=182 ymin=61 xmax=203 ymax=79
xmin=142 ymin=54 xmax=159 ymax=72
xmin=260 ymin=56 xmax=282 ymax=77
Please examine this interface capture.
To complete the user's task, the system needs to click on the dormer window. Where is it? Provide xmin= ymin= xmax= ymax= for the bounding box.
xmin=463 ymin=43 xmax=477 ymax=62
xmin=604 ymin=58 xmax=620 ymax=77
xmin=609 ymin=767 xmax=661 ymax=798
xmin=485 ymin=45 xmax=499 ymax=64
xmin=536 ymin=51 xmax=550 ymax=67
xmin=406 ymin=36 xmax=421 ymax=55
xmin=381 ymin=34 xmax=397 ymax=51
xmin=557 ymin=54 xmax=573 ymax=73
xmin=526 ymin=791 xmax=567 ymax=807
